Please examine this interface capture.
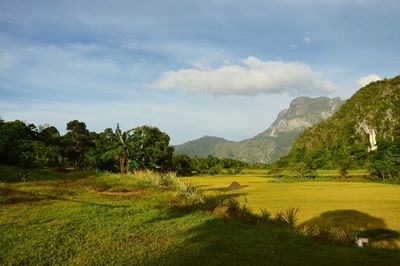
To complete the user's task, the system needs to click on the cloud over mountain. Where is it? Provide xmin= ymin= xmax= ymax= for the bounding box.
xmin=149 ymin=57 xmax=336 ymax=96
xmin=357 ymin=74 xmax=382 ymax=87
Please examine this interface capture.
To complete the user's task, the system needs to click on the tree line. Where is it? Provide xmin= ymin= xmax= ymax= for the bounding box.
xmin=0 ymin=118 xmax=246 ymax=175
xmin=274 ymin=136 xmax=400 ymax=180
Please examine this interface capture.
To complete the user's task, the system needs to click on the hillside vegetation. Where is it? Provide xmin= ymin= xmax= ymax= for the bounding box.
xmin=283 ymin=76 xmax=400 ymax=171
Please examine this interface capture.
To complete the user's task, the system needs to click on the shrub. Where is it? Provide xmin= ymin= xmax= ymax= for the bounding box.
xmin=259 ymin=209 xmax=271 ymax=223
xmin=223 ymin=199 xmax=260 ymax=224
xmin=298 ymin=224 xmax=356 ymax=246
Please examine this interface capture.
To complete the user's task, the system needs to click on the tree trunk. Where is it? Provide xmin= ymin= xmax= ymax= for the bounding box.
xmin=119 ymin=156 xmax=127 ymax=175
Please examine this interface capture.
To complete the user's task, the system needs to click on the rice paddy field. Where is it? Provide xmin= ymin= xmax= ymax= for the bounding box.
xmin=186 ymin=169 xmax=400 ymax=231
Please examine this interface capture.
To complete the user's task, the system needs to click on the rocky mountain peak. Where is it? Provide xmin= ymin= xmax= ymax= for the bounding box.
xmin=255 ymin=96 xmax=344 ymax=138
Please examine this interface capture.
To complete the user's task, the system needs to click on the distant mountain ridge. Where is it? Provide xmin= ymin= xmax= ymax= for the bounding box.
xmin=174 ymin=96 xmax=344 ymax=163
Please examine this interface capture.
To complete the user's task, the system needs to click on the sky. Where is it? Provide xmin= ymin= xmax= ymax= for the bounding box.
xmin=0 ymin=0 xmax=399 ymax=144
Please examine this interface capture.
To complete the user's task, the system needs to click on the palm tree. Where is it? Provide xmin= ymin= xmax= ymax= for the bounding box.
xmin=115 ymin=124 xmax=134 ymax=174
xmin=104 ymin=124 xmax=133 ymax=175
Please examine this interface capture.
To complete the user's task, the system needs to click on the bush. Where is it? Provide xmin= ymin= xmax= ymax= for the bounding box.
xmin=259 ymin=209 xmax=271 ymax=223
xmin=298 ymin=225 xmax=356 ymax=246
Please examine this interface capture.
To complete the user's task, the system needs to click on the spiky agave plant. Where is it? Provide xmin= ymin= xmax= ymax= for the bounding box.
xmin=174 ymin=178 xmax=205 ymax=203
xmin=160 ymin=172 xmax=178 ymax=186
xmin=276 ymin=207 xmax=299 ymax=227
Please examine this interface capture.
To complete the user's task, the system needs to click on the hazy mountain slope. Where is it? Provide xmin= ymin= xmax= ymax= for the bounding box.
xmin=174 ymin=136 xmax=232 ymax=158
xmin=284 ymin=75 xmax=400 ymax=168
xmin=175 ymin=96 xmax=344 ymax=163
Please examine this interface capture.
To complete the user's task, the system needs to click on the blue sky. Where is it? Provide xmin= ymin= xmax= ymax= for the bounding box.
xmin=1 ymin=0 xmax=399 ymax=144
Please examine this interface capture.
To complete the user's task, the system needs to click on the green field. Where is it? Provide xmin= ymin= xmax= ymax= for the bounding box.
xmin=187 ymin=170 xmax=400 ymax=231
xmin=1 ymin=167 xmax=400 ymax=265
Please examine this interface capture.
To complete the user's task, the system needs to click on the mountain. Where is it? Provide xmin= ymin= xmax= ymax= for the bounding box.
xmin=174 ymin=96 xmax=344 ymax=163
xmin=174 ymin=136 xmax=231 ymax=158
xmin=253 ymin=96 xmax=343 ymax=139
xmin=283 ymin=75 xmax=400 ymax=168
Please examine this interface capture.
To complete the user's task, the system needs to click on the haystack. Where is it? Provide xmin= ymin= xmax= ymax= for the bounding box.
xmin=227 ymin=181 xmax=246 ymax=190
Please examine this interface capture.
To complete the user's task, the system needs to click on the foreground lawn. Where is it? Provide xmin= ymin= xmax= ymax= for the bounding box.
xmin=1 ymin=168 xmax=400 ymax=265
xmin=187 ymin=173 xmax=400 ymax=231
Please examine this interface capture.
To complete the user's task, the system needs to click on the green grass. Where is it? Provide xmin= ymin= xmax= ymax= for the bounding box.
xmin=1 ymin=166 xmax=400 ymax=265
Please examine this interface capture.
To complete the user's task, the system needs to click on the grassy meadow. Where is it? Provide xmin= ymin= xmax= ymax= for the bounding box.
xmin=1 ymin=166 xmax=400 ymax=265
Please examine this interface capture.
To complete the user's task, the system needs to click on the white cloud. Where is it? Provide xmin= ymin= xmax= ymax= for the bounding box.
xmin=357 ymin=74 xmax=382 ymax=87
xmin=303 ymin=37 xmax=312 ymax=44
xmin=149 ymin=57 xmax=336 ymax=95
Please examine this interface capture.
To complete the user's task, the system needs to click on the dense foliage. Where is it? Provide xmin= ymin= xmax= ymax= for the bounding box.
xmin=0 ymin=119 xmax=174 ymax=173
xmin=173 ymin=154 xmax=246 ymax=176
xmin=280 ymin=75 xmax=400 ymax=179
xmin=0 ymin=118 xmax=245 ymax=175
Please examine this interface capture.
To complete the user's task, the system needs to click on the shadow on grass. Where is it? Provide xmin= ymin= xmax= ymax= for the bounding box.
xmin=206 ymin=186 xmax=249 ymax=192
xmin=301 ymin=210 xmax=400 ymax=249
xmin=0 ymin=165 xmax=101 ymax=183
xmin=145 ymin=192 xmax=245 ymax=225
xmin=145 ymin=212 xmax=400 ymax=266
xmin=0 ymin=187 xmax=129 ymax=208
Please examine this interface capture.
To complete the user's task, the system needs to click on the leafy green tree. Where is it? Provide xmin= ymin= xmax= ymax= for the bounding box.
xmin=61 ymin=120 xmax=92 ymax=169
xmin=34 ymin=125 xmax=63 ymax=167
xmin=0 ymin=120 xmax=37 ymax=165
xmin=173 ymin=154 xmax=194 ymax=176
xmin=290 ymin=161 xmax=316 ymax=179
xmin=337 ymin=154 xmax=351 ymax=179
xmin=290 ymin=162 xmax=308 ymax=179
xmin=370 ymin=138 xmax=400 ymax=180
xmin=269 ymin=164 xmax=282 ymax=178
xmin=90 ymin=128 xmax=118 ymax=171
xmin=39 ymin=125 xmax=61 ymax=146
xmin=128 ymin=125 xmax=173 ymax=171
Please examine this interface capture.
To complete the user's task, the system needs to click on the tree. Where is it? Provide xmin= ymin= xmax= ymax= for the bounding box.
xmin=128 ymin=125 xmax=173 ymax=171
xmin=0 ymin=120 xmax=37 ymax=165
xmin=61 ymin=120 xmax=92 ymax=169
xmin=173 ymin=154 xmax=194 ymax=176
xmin=289 ymin=161 xmax=316 ymax=179
xmin=370 ymin=138 xmax=400 ymax=180
xmin=39 ymin=125 xmax=61 ymax=146
xmin=269 ymin=163 xmax=282 ymax=178
xmin=337 ymin=150 xmax=352 ymax=179
xmin=290 ymin=162 xmax=308 ymax=179
xmin=89 ymin=128 xmax=118 ymax=171
xmin=104 ymin=124 xmax=134 ymax=174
